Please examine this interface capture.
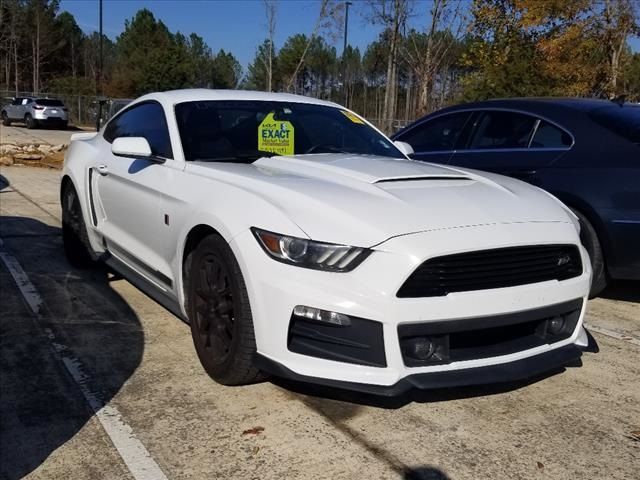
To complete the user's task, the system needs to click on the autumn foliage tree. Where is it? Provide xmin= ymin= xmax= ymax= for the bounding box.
xmin=462 ymin=0 xmax=640 ymax=100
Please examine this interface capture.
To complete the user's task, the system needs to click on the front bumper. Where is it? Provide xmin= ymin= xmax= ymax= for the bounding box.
xmin=255 ymin=344 xmax=584 ymax=396
xmin=231 ymin=221 xmax=592 ymax=392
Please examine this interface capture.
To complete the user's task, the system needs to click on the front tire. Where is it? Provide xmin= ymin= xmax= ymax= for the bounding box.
xmin=25 ymin=113 xmax=36 ymax=129
xmin=572 ymin=209 xmax=607 ymax=297
xmin=62 ymin=183 xmax=96 ymax=268
xmin=1 ymin=111 xmax=10 ymax=126
xmin=186 ymin=234 xmax=264 ymax=385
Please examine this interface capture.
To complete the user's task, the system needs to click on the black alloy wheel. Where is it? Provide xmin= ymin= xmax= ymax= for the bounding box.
xmin=187 ymin=234 xmax=264 ymax=385
xmin=193 ymin=254 xmax=236 ymax=365
xmin=62 ymin=184 xmax=96 ymax=268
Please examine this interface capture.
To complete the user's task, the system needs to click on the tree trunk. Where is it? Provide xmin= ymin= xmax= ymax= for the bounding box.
xmin=32 ymin=37 xmax=36 ymax=93
xmin=404 ymin=72 xmax=412 ymax=122
xmin=71 ymin=38 xmax=76 ymax=80
xmin=14 ymin=39 xmax=18 ymax=95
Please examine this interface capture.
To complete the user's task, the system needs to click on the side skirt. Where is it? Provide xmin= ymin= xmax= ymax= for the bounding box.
xmin=103 ymin=253 xmax=187 ymax=323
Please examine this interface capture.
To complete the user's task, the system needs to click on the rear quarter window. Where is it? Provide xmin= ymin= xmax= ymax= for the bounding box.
xmin=589 ymin=106 xmax=640 ymax=144
xmin=530 ymin=121 xmax=573 ymax=148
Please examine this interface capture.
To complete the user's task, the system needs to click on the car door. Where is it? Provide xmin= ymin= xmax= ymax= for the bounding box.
xmin=7 ymin=98 xmax=23 ymax=119
xmin=449 ymin=110 xmax=572 ymax=184
xmin=19 ymin=98 xmax=32 ymax=119
xmin=393 ymin=111 xmax=473 ymax=164
xmin=91 ymin=101 xmax=181 ymax=290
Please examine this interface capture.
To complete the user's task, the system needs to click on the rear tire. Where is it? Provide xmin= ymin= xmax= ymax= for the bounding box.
xmin=25 ymin=113 xmax=36 ymax=129
xmin=1 ymin=111 xmax=10 ymax=126
xmin=62 ymin=183 xmax=97 ymax=268
xmin=572 ymin=209 xmax=607 ymax=297
xmin=186 ymin=234 xmax=265 ymax=386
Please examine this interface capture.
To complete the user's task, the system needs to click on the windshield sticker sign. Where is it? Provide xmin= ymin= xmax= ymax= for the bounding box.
xmin=340 ymin=110 xmax=365 ymax=124
xmin=258 ymin=112 xmax=295 ymax=156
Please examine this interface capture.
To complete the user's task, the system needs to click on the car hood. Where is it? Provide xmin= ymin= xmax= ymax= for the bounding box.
xmin=190 ymin=154 xmax=574 ymax=247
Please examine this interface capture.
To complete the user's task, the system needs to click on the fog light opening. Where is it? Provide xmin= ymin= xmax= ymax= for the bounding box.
xmin=548 ymin=315 xmax=566 ymax=335
xmin=405 ymin=337 xmax=436 ymax=361
xmin=292 ymin=305 xmax=351 ymax=326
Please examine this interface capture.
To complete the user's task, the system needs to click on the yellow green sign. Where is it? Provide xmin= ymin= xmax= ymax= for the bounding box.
xmin=258 ymin=112 xmax=295 ymax=156
xmin=341 ymin=110 xmax=365 ymax=124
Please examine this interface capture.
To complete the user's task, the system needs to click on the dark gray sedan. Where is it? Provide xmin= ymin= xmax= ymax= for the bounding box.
xmin=393 ymin=98 xmax=640 ymax=296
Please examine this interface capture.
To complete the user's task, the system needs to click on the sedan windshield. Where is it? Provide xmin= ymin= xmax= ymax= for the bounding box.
xmin=175 ymin=100 xmax=402 ymax=162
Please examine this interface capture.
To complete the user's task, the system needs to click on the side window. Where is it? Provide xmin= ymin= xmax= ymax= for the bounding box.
xmin=530 ymin=121 xmax=572 ymax=148
xmin=22 ymin=98 xmax=30 ymax=106
xmin=11 ymin=98 xmax=22 ymax=105
xmin=397 ymin=112 xmax=471 ymax=152
xmin=468 ymin=111 xmax=537 ymax=149
xmin=103 ymin=102 xmax=173 ymax=159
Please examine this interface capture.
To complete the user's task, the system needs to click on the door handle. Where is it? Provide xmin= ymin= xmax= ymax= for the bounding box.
xmin=96 ymin=165 xmax=109 ymax=176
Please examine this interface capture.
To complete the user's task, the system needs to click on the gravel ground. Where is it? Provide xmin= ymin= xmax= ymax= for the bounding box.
xmin=1 ymin=124 xmax=79 ymax=146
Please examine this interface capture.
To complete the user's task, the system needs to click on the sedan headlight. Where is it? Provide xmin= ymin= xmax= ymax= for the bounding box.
xmin=251 ymin=228 xmax=371 ymax=272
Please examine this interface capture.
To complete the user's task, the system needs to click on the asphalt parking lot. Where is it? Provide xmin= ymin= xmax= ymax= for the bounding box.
xmin=0 ymin=165 xmax=638 ymax=480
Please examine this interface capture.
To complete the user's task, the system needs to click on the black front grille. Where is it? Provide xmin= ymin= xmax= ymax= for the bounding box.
xmin=397 ymin=245 xmax=582 ymax=298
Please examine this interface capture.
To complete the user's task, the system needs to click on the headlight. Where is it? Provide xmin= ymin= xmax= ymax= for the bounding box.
xmin=251 ymin=228 xmax=371 ymax=272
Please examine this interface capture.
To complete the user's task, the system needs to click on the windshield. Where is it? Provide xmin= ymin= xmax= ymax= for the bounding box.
xmin=175 ymin=100 xmax=402 ymax=162
xmin=589 ymin=104 xmax=640 ymax=144
xmin=36 ymin=99 xmax=64 ymax=107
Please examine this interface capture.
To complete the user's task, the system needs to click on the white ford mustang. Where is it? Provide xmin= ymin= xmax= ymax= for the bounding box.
xmin=61 ymin=89 xmax=593 ymax=395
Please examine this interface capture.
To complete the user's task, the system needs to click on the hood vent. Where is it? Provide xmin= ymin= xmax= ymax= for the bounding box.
xmin=375 ymin=176 xmax=471 ymax=184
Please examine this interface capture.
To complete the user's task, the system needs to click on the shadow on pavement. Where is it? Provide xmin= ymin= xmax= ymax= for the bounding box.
xmin=599 ymin=280 xmax=640 ymax=303
xmin=404 ymin=466 xmax=450 ymax=479
xmin=0 ymin=216 xmax=143 ymax=480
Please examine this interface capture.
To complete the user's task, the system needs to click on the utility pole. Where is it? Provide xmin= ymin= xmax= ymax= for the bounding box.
xmin=342 ymin=1 xmax=352 ymax=106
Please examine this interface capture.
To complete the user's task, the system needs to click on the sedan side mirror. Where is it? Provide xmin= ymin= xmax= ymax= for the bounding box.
xmin=111 ymin=137 xmax=165 ymax=163
xmin=394 ymin=140 xmax=414 ymax=157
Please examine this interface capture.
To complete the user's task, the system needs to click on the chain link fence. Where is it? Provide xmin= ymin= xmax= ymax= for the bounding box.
xmin=0 ymin=90 xmax=132 ymax=128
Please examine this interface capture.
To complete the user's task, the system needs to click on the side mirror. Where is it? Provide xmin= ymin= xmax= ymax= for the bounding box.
xmin=111 ymin=137 xmax=165 ymax=163
xmin=394 ymin=140 xmax=414 ymax=157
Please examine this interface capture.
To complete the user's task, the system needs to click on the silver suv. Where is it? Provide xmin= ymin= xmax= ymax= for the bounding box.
xmin=1 ymin=97 xmax=69 ymax=129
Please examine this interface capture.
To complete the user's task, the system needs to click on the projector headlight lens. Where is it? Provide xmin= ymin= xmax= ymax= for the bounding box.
xmin=252 ymin=228 xmax=371 ymax=272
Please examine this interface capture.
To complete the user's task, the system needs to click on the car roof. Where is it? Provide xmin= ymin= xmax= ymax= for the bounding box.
xmin=442 ymin=97 xmax=629 ymax=114
xmin=134 ymin=88 xmax=343 ymax=109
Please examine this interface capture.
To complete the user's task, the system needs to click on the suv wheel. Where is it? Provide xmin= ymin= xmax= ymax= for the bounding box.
xmin=25 ymin=113 xmax=36 ymax=129
xmin=185 ymin=234 xmax=265 ymax=385
xmin=1 ymin=111 xmax=10 ymax=126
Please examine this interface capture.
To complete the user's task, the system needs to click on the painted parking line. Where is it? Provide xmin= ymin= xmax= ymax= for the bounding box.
xmin=585 ymin=322 xmax=640 ymax=347
xmin=0 ymin=238 xmax=169 ymax=480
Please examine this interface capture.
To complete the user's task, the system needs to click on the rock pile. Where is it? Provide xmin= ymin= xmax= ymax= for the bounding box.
xmin=0 ymin=143 xmax=66 ymax=166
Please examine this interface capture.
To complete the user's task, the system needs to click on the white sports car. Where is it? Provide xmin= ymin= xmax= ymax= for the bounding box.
xmin=61 ymin=89 xmax=593 ymax=395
